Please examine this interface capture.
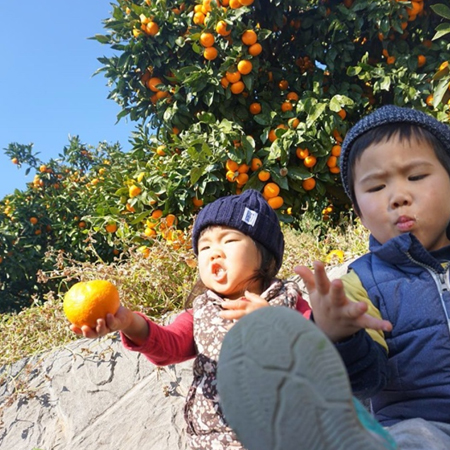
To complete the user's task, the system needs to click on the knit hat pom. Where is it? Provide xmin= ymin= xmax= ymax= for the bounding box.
xmin=192 ymin=189 xmax=284 ymax=272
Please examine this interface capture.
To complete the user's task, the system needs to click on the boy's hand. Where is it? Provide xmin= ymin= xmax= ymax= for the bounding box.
xmin=70 ymin=305 xmax=133 ymax=339
xmin=295 ymin=261 xmax=392 ymax=342
xmin=219 ymin=291 xmax=269 ymax=321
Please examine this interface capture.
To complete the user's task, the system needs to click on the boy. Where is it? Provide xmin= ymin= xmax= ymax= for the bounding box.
xmin=216 ymin=106 xmax=450 ymax=450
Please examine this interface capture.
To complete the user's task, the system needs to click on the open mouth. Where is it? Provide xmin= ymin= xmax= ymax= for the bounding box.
xmin=212 ymin=264 xmax=226 ymax=280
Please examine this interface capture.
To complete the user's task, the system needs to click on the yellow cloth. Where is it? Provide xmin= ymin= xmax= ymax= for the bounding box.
xmin=341 ymin=269 xmax=388 ymax=352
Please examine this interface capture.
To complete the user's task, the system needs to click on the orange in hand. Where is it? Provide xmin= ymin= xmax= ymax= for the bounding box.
xmin=63 ymin=280 xmax=120 ymax=328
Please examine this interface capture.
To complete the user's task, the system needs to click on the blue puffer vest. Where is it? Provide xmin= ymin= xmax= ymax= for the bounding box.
xmin=350 ymin=233 xmax=450 ymax=426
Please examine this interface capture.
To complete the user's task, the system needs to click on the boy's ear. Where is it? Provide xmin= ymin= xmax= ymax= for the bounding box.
xmin=352 ymin=204 xmax=361 ymax=219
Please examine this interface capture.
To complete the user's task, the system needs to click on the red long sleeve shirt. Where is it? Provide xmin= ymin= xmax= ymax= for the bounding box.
xmin=121 ymin=295 xmax=311 ymax=366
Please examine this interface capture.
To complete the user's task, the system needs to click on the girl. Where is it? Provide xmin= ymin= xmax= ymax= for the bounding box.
xmin=71 ymin=189 xmax=310 ymax=449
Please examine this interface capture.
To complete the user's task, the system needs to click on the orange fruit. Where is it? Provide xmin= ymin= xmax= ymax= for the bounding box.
xmin=78 ymin=221 xmax=87 ymax=229
xmin=303 ymin=155 xmax=317 ymax=168
xmin=126 ymin=203 xmax=136 ymax=213
xmin=326 ymin=156 xmax=338 ymax=168
xmin=226 ymin=70 xmax=241 ymax=83
xmin=329 ymin=166 xmax=340 ymax=174
xmin=226 ymin=159 xmax=239 ymax=171
xmin=216 ymin=20 xmax=231 ymax=36
xmin=226 ymin=170 xmax=237 ymax=182
xmin=239 ymin=0 xmax=254 ymax=5
xmin=286 ymin=92 xmax=299 ymax=102
xmin=193 ymin=12 xmax=206 ymax=25
xmin=144 ymin=227 xmax=156 ymax=237
xmin=407 ymin=1 xmax=423 ymax=16
xmin=193 ymin=197 xmax=204 ymax=207
xmin=387 ymin=56 xmax=396 ymax=65
xmin=258 ymin=170 xmax=271 ymax=181
xmin=302 ymin=177 xmax=316 ymax=191
xmin=248 ymin=43 xmax=262 ymax=56
xmin=263 ymin=182 xmax=280 ymax=198
xmin=204 ymin=47 xmax=218 ymax=60
xmin=289 ymin=118 xmax=300 ymax=129
xmin=63 ymin=280 xmax=120 ymax=328
xmin=249 ymin=102 xmax=262 ymax=114
xmin=426 ymin=94 xmax=434 ymax=106
xmin=229 ymin=0 xmax=241 ymax=8
xmin=251 ymin=157 xmax=263 ymax=171
xmin=146 ymin=21 xmax=159 ymax=36
xmin=11 ymin=157 xmax=18 ymax=164
xmin=156 ymin=145 xmax=166 ymax=156
xmin=200 ymin=32 xmax=215 ymax=47
xmin=236 ymin=173 xmax=249 ymax=185
xmin=39 ymin=165 xmax=47 ymax=173
xmin=281 ymin=101 xmax=293 ymax=112
xmin=268 ymin=129 xmax=277 ymax=142
xmin=337 ymin=109 xmax=346 ymax=120
xmin=231 ymin=81 xmax=245 ymax=94
xmin=151 ymin=209 xmax=163 ymax=219
xmin=221 ymin=77 xmax=230 ymax=88
xmin=417 ymin=55 xmax=426 ymax=68
xmin=30 ymin=217 xmax=38 ymax=225
xmin=278 ymin=80 xmax=289 ymax=90
xmin=105 ymin=223 xmax=118 ymax=233
xmin=147 ymin=77 xmax=163 ymax=92
xmin=237 ymin=60 xmax=252 ymax=75
xmin=242 ymin=30 xmax=257 ymax=46
xmin=166 ymin=214 xmax=177 ymax=227
xmin=129 ymin=185 xmax=142 ymax=198
xmin=333 ymin=129 xmax=343 ymax=143
xmin=331 ymin=145 xmax=341 ymax=156
xmin=267 ymin=196 xmax=283 ymax=209
xmin=296 ymin=147 xmax=309 ymax=159
xmin=238 ymin=163 xmax=250 ymax=173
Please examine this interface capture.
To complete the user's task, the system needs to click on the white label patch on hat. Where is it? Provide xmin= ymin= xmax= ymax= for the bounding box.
xmin=242 ymin=207 xmax=258 ymax=226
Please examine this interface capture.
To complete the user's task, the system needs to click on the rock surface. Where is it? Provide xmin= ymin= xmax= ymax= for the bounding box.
xmin=0 ymin=261 xmax=352 ymax=450
xmin=0 ymin=335 xmax=191 ymax=450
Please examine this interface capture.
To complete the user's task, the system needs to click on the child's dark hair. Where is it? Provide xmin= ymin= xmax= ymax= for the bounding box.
xmin=184 ymin=237 xmax=278 ymax=309
xmin=340 ymin=106 xmax=450 ymax=209
xmin=347 ymin=123 xmax=450 ymax=216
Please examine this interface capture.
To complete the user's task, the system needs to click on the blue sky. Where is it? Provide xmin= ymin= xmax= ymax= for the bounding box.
xmin=0 ymin=1 xmax=137 ymax=199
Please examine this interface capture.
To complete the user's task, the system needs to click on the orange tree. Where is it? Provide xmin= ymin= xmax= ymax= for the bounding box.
xmin=94 ymin=0 xmax=450 ymax=223
xmin=0 ymin=138 xmax=137 ymax=312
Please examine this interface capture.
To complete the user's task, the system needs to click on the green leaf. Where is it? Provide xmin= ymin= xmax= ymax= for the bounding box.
xmin=306 ymin=103 xmax=327 ymax=127
xmin=270 ymin=171 xmax=289 ymax=190
xmin=433 ymin=78 xmax=450 ymax=106
xmin=432 ymin=24 xmax=450 ymax=41
xmin=431 ymin=4 xmax=450 ymax=20
xmin=93 ymin=34 xmax=111 ymax=44
xmin=287 ymin=166 xmax=313 ymax=180
xmin=190 ymin=166 xmax=206 ymax=185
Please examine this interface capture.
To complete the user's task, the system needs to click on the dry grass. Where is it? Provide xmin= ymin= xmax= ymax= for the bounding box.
xmin=0 ymin=217 xmax=369 ymax=368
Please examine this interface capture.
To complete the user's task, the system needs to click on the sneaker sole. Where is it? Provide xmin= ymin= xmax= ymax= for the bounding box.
xmin=217 ymin=306 xmax=388 ymax=450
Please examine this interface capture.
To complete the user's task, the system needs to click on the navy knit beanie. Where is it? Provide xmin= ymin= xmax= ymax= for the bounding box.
xmin=340 ymin=105 xmax=450 ymax=202
xmin=192 ymin=189 xmax=284 ymax=272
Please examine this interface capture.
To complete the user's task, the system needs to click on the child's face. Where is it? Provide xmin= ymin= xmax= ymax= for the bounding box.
xmin=353 ymin=135 xmax=450 ymax=252
xmin=197 ymin=226 xmax=262 ymax=299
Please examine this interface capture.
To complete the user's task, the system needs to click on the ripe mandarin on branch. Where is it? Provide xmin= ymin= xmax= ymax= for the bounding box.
xmin=63 ymin=280 xmax=120 ymax=328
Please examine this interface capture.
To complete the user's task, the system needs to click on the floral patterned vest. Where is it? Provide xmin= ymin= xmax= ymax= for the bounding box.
xmin=184 ymin=279 xmax=300 ymax=449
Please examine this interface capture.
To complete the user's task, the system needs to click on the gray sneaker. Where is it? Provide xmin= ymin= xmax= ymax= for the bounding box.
xmin=217 ymin=306 xmax=397 ymax=450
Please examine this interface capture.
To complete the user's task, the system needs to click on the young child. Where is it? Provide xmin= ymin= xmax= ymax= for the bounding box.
xmin=70 ymin=189 xmax=311 ymax=450
xmin=216 ymin=106 xmax=450 ymax=450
